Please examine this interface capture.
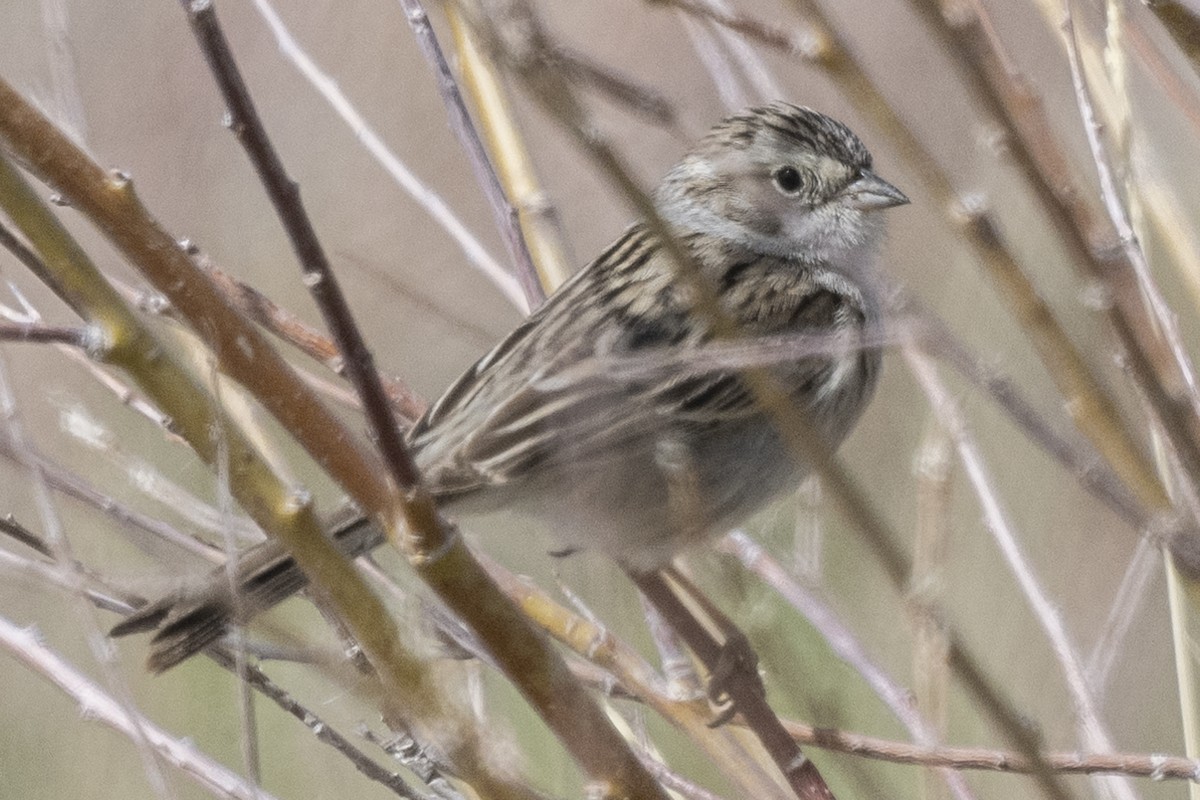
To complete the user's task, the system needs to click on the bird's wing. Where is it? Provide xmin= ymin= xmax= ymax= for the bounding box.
xmin=409 ymin=227 xmax=862 ymax=499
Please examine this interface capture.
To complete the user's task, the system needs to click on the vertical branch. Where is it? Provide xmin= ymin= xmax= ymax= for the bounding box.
xmin=393 ymin=0 xmax=546 ymax=306
xmin=912 ymin=424 xmax=954 ymax=800
xmin=1061 ymin=4 xmax=1200 ymax=785
xmin=444 ymin=2 xmax=576 ymax=291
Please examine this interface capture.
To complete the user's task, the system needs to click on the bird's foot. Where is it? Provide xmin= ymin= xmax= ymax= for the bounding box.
xmin=705 ymin=628 xmax=764 ymax=728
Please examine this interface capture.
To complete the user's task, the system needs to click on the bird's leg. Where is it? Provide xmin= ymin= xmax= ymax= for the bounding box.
xmin=627 ymin=567 xmax=764 ymax=723
xmin=659 ymin=564 xmax=765 ymax=719
xmin=627 ymin=567 xmax=832 ymax=799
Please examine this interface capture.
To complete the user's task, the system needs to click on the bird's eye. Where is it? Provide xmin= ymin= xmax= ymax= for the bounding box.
xmin=772 ymin=166 xmax=803 ymax=195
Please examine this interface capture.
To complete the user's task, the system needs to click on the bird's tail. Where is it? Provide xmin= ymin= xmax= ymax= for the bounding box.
xmin=110 ymin=506 xmax=380 ymax=672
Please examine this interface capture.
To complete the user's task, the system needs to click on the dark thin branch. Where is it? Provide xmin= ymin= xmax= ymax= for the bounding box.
xmin=200 ymin=259 xmax=428 ymax=423
xmin=395 ymin=0 xmax=545 ymax=309
xmin=0 ymin=514 xmax=53 ymax=557
xmin=181 ymin=2 xmax=420 ymax=494
xmin=630 ymin=570 xmax=835 ymax=800
xmin=0 ymin=214 xmax=60 ymax=290
xmin=0 ymin=320 xmax=92 ymax=346
xmin=203 ymin=649 xmax=432 ymax=800
xmin=179 ymin=4 xmax=668 ymax=797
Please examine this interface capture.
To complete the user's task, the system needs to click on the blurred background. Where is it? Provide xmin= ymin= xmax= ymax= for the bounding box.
xmin=1 ymin=1 xmax=1198 ymax=798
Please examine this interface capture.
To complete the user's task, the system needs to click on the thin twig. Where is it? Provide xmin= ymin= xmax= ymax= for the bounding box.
xmin=0 ymin=431 xmax=222 ymax=563
xmin=247 ymin=0 xmax=529 ymax=313
xmin=0 ymin=319 xmax=92 ymax=346
xmin=391 ymin=0 xmax=545 ymax=308
xmin=0 ymin=215 xmax=64 ymax=291
xmin=207 ymin=651 xmax=433 ymax=800
xmin=0 ymin=616 xmax=277 ymax=800
xmin=718 ymin=531 xmax=977 ymax=800
xmin=782 ymin=718 xmax=1200 ymax=782
xmin=1086 ymin=535 xmax=1160 ymax=692
xmin=551 ymin=46 xmax=678 ymax=126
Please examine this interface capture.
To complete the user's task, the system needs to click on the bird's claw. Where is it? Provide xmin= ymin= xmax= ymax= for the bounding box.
xmin=704 ymin=629 xmax=764 ymax=728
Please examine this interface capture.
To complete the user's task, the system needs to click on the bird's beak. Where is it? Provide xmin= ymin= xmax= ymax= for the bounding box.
xmin=841 ymin=171 xmax=909 ymax=210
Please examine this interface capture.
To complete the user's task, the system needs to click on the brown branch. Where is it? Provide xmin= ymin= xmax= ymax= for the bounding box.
xmin=631 ymin=570 xmax=833 ymax=800
xmin=200 ymin=260 xmax=428 ymax=422
xmin=178 ymin=4 xmax=667 ymax=798
xmin=784 ymin=719 xmax=1200 ymax=783
xmin=1143 ymin=1 xmax=1200 ymax=79
xmin=0 ymin=320 xmax=92 ymax=346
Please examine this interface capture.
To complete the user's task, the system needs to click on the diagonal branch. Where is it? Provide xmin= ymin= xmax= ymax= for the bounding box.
xmin=177 ymin=3 xmax=669 ymax=797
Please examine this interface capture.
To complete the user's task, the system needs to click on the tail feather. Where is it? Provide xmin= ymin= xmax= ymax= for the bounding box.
xmin=111 ymin=508 xmax=380 ymax=671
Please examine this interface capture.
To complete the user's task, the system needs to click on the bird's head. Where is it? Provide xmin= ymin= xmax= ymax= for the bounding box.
xmin=657 ymin=102 xmax=908 ymax=264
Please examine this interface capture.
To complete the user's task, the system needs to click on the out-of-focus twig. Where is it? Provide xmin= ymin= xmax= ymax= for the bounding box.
xmin=649 ymin=0 xmax=819 ymax=56
xmin=0 ymin=616 xmax=277 ymax=800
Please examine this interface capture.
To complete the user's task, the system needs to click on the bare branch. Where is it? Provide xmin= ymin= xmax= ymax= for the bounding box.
xmin=0 ymin=616 xmax=278 ymax=800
